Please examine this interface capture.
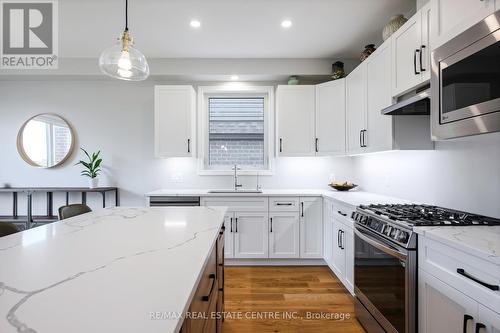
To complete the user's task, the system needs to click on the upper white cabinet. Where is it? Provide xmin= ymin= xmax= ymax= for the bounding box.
xmin=299 ymin=197 xmax=323 ymax=258
xmin=276 ymin=85 xmax=316 ymax=156
xmin=346 ymin=62 xmax=367 ymax=155
xmin=154 ymin=85 xmax=195 ymax=158
xmin=315 ymin=79 xmax=346 ymax=155
xmin=431 ymin=0 xmax=496 ymax=49
xmin=391 ymin=3 xmax=432 ymax=97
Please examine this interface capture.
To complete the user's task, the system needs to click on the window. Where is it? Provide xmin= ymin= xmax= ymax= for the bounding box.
xmin=199 ymin=86 xmax=274 ymax=174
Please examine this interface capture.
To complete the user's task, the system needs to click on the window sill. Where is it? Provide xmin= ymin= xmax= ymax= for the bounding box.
xmin=197 ymin=169 xmax=274 ymax=176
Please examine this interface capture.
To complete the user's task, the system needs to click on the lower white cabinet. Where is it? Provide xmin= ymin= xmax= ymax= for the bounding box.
xmin=269 ymin=212 xmax=300 ymax=258
xmin=478 ymin=304 xmax=500 ymax=333
xmin=223 ymin=214 xmax=234 ymax=258
xmin=233 ymin=212 xmax=269 ymax=258
xmin=300 ymin=197 xmax=323 ymax=258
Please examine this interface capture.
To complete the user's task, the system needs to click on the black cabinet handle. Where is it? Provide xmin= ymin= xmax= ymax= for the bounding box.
xmin=235 ymin=218 xmax=238 ymax=233
xmin=464 ymin=314 xmax=473 ymax=333
xmin=279 ymin=138 xmax=283 ymax=153
xmin=276 ymin=203 xmax=292 ymax=206
xmin=315 ymin=138 xmax=319 ymax=153
xmin=230 ymin=217 xmax=233 ymax=232
xmin=338 ymin=210 xmax=347 ymax=217
xmin=476 ymin=323 xmax=486 ymax=333
xmin=201 ymin=273 xmax=216 ymax=301
xmin=414 ymin=49 xmax=421 ymax=74
xmin=270 ymin=217 xmax=273 ymax=232
xmin=420 ymin=45 xmax=426 ymax=71
xmin=359 ymin=130 xmax=363 ymax=148
xmin=187 ymin=139 xmax=191 ymax=153
xmin=457 ymin=268 xmax=499 ymax=291
xmin=301 ymin=202 xmax=304 ymax=217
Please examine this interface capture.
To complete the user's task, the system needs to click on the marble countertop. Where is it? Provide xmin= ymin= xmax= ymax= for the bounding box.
xmin=145 ymin=188 xmax=411 ymax=207
xmin=415 ymin=226 xmax=500 ymax=265
xmin=0 ymin=207 xmax=226 ymax=333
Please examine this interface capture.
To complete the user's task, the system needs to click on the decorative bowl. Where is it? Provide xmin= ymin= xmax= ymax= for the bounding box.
xmin=328 ymin=183 xmax=358 ymax=191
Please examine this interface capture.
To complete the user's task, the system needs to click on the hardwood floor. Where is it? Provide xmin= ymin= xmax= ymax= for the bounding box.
xmin=222 ymin=266 xmax=366 ymax=333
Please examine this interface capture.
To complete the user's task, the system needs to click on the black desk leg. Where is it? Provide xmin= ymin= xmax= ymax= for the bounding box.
xmin=101 ymin=192 xmax=106 ymax=208
xmin=27 ymin=192 xmax=33 ymax=229
xmin=115 ymin=189 xmax=120 ymax=207
xmin=47 ymin=192 xmax=53 ymax=217
xmin=82 ymin=192 xmax=87 ymax=205
xmin=66 ymin=192 xmax=69 ymax=206
xmin=13 ymin=192 xmax=18 ymax=218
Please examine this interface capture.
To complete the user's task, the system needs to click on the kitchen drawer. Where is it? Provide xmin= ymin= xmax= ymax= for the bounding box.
xmin=419 ymin=236 xmax=500 ymax=311
xmin=201 ymin=197 xmax=268 ymax=212
xmin=269 ymin=197 xmax=300 ymax=212
xmin=188 ymin=245 xmax=218 ymax=332
xmin=331 ymin=200 xmax=355 ymax=226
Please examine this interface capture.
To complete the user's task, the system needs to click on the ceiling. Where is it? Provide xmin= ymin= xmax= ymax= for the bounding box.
xmin=60 ymin=0 xmax=415 ymax=59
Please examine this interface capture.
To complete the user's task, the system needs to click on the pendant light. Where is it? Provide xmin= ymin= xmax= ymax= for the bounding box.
xmin=98 ymin=0 xmax=149 ymax=81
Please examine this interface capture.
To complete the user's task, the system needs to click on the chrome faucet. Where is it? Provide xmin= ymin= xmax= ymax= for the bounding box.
xmin=233 ymin=164 xmax=243 ymax=190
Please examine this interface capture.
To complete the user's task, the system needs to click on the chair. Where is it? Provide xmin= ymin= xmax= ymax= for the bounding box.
xmin=58 ymin=204 xmax=92 ymax=220
xmin=0 ymin=222 xmax=20 ymax=237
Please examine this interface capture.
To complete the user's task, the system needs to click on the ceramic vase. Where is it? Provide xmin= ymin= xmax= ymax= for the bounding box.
xmin=331 ymin=61 xmax=345 ymax=80
xmin=383 ymin=14 xmax=408 ymax=41
xmin=89 ymin=177 xmax=99 ymax=189
xmin=360 ymin=44 xmax=376 ymax=62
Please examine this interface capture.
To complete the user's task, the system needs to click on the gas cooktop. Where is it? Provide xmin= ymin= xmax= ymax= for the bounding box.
xmin=358 ymin=204 xmax=500 ymax=226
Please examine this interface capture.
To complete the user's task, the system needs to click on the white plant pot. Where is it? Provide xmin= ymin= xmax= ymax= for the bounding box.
xmin=89 ymin=178 xmax=99 ymax=189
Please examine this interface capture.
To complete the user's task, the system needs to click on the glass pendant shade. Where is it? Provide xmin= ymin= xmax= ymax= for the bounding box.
xmin=99 ymin=30 xmax=149 ymax=81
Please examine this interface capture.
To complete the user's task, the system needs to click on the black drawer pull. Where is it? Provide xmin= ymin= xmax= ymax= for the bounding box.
xmin=476 ymin=323 xmax=486 ymax=333
xmin=464 ymin=314 xmax=473 ymax=333
xmin=201 ymin=273 xmax=216 ymax=302
xmin=337 ymin=210 xmax=347 ymax=216
xmin=276 ymin=203 xmax=293 ymax=206
xmin=230 ymin=217 xmax=233 ymax=233
xmin=235 ymin=218 xmax=238 ymax=233
xmin=457 ymin=268 xmax=499 ymax=291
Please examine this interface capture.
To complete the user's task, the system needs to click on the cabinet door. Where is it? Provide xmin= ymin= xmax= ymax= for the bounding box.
xmin=299 ymin=197 xmax=323 ymax=258
xmin=323 ymin=200 xmax=333 ymax=265
xmin=478 ymin=304 xmax=500 ymax=333
xmin=420 ymin=3 xmax=432 ymax=82
xmin=276 ymin=85 xmax=316 ymax=156
xmin=223 ymin=213 xmax=234 ymax=259
xmin=269 ymin=212 xmax=300 ymax=258
xmin=365 ymin=42 xmax=394 ymax=153
xmin=346 ymin=63 xmax=367 ymax=155
xmin=392 ymin=12 xmax=423 ymax=97
xmin=330 ymin=219 xmax=345 ymax=279
xmin=233 ymin=212 xmax=269 ymax=258
xmin=431 ymin=0 xmax=495 ymax=49
xmin=154 ymin=85 xmax=195 ymax=157
xmin=315 ymin=79 xmax=346 ymax=155
xmin=419 ymin=268 xmax=478 ymax=333
xmin=343 ymin=226 xmax=354 ymax=295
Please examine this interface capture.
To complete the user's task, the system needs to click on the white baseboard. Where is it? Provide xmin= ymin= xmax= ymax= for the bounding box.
xmin=224 ymin=258 xmax=327 ymax=266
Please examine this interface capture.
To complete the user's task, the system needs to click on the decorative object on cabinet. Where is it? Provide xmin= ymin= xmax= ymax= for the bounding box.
xmin=331 ymin=61 xmax=345 ymax=80
xmin=382 ymin=14 xmax=408 ymax=41
xmin=99 ymin=0 xmax=149 ymax=81
xmin=329 ymin=181 xmax=358 ymax=192
xmin=17 ymin=114 xmax=75 ymax=168
xmin=75 ymin=148 xmax=102 ymax=188
xmin=360 ymin=44 xmax=377 ymax=62
xmin=287 ymin=76 xmax=299 ymax=85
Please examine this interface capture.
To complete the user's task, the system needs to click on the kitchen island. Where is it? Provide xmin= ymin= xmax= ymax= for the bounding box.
xmin=0 ymin=206 xmax=226 ymax=333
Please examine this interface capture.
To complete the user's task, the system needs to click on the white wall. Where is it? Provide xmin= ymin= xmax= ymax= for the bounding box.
xmin=351 ymin=132 xmax=500 ymax=218
xmin=0 ymin=80 xmax=352 ymax=215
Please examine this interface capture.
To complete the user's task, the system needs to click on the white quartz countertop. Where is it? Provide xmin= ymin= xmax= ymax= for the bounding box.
xmin=415 ymin=226 xmax=500 ymax=265
xmin=145 ymin=188 xmax=411 ymax=207
xmin=0 ymin=207 xmax=226 ymax=333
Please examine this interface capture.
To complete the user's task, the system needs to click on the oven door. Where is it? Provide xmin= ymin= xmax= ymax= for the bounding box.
xmin=354 ymin=226 xmax=416 ymax=333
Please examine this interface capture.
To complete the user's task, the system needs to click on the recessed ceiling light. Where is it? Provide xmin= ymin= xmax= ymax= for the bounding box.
xmin=281 ymin=20 xmax=292 ymax=28
xmin=230 ymin=75 xmax=239 ymax=81
xmin=190 ymin=20 xmax=201 ymax=28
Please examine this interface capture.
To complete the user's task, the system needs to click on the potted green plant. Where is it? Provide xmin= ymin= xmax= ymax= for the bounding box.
xmin=75 ymin=148 xmax=102 ymax=188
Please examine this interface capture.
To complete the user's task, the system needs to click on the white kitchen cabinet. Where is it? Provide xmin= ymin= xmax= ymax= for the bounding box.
xmin=154 ymin=85 xmax=195 ymax=158
xmin=233 ymin=212 xmax=269 ymax=258
xmin=268 ymin=212 xmax=300 ymax=258
xmin=330 ymin=219 xmax=345 ymax=278
xmin=364 ymin=41 xmax=394 ymax=153
xmin=276 ymin=85 xmax=316 ymax=156
xmin=346 ymin=62 xmax=367 ymax=155
xmin=391 ymin=4 xmax=431 ymax=97
xmin=299 ymin=197 xmax=323 ymax=258
xmin=431 ymin=0 xmax=495 ymax=49
xmin=223 ymin=214 xmax=234 ymax=259
xmin=315 ymin=79 xmax=346 ymax=155
xmin=343 ymin=226 xmax=354 ymax=293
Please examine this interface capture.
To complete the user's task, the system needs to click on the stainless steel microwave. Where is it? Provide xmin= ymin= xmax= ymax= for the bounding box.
xmin=431 ymin=10 xmax=500 ymax=140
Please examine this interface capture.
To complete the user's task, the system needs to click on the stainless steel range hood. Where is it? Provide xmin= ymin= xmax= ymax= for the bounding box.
xmin=382 ymin=87 xmax=430 ymax=115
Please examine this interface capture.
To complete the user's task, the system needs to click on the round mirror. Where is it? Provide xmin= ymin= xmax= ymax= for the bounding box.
xmin=17 ymin=114 xmax=75 ymax=168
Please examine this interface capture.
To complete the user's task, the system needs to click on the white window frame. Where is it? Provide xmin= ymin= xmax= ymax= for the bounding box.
xmin=197 ymin=85 xmax=274 ymax=176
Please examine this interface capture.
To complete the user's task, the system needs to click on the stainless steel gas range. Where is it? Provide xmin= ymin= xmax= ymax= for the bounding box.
xmin=351 ymin=204 xmax=500 ymax=333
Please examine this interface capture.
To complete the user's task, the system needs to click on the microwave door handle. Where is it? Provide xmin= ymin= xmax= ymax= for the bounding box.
xmin=354 ymin=227 xmax=407 ymax=260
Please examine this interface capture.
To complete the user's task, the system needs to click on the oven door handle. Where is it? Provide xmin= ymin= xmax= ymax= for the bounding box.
xmin=354 ymin=227 xmax=407 ymax=260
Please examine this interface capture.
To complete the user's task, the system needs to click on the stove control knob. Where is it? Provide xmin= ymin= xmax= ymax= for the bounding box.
xmin=398 ymin=231 xmax=409 ymax=243
xmin=385 ymin=226 xmax=392 ymax=235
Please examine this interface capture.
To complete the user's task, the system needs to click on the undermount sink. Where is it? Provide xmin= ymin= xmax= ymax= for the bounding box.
xmin=207 ymin=189 xmax=263 ymax=194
